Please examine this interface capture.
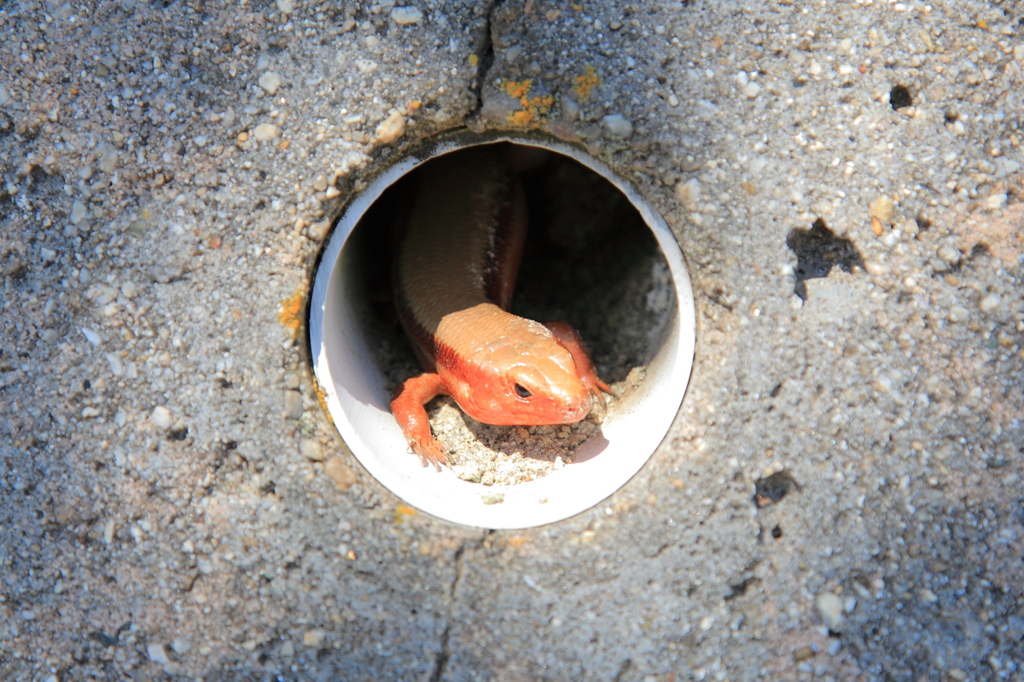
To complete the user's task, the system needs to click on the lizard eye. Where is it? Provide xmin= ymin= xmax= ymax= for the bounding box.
xmin=514 ymin=383 xmax=532 ymax=399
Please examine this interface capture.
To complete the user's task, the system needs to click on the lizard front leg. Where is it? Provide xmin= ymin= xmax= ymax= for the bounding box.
xmin=391 ymin=373 xmax=450 ymax=467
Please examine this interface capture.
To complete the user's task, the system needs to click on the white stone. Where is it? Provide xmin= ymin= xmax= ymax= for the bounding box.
xmin=303 ymin=629 xmax=326 ymax=647
xmin=106 ymin=353 xmax=125 ymax=377
xmin=70 ymin=200 xmax=87 ymax=225
xmin=743 ymin=82 xmax=761 ymax=98
xmin=979 ymin=293 xmax=1001 ymax=314
xmin=147 ymin=643 xmax=169 ymax=664
xmin=816 ymin=592 xmax=844 ymax=629
xmin=985 ymin=193 xmax=1007 ymax=210
xmin=81 ymin=327 xmax=101 ymax=345
xmin=99 ymin=148 xmax=118 ymax=173
xmin=301 ymin=439 xmax=324 ymax=461
xmin=391 ymin=6 xmax=423 ymax=25
xmin=601 ymin=114 xmax=633 ymax=138
xmin=171 ymin=636 xmax=192 ymax=655
xmin=937 ymin=244 xmax=960 ymax=264
xmin=258 ymin=72 xmax=282 ymax=95
xmin=0 ymin=83 xmax=11 ymax=105
xmin=253 ymin=123 xmax=279 ymax=141
xmin=276 ymin=0 xmax=293 ymax=14
xmin=151 ymin=405 xmax=173 ymax=430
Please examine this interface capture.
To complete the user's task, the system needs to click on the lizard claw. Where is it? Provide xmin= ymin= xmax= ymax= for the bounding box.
xmin=583 ymin=375 xmax=614 ymax=408
xmin=412 ymin=437 xmax=449 ymax=469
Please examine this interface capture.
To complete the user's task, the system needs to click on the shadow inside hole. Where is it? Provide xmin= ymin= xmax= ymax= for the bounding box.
xmin=786 ymin=218 xmax=865 ymax=300
xmin=346 ymin=142 xmax=671 ymax=472
xmin=754 ymin=470 xmax=800 ymax=508
xmin=890 ymin=84 xmax=913 ymax=110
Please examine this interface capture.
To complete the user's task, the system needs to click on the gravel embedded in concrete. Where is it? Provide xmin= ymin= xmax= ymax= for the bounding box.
xmin=1 ymin=0 xmax=1023 ymax=680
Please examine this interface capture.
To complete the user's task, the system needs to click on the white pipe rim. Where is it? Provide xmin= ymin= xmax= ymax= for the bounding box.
xmin=308 ymin=133 xmax=696 ymax=529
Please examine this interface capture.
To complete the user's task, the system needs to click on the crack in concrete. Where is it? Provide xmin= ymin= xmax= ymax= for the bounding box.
xmin=466 ymin=0 xmax=504 ymax=118
xmin=430 ymin=530 xmax=493 ymax=681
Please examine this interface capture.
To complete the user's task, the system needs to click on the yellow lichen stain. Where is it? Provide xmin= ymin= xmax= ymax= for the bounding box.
xmin=500 ymin=79 xmax=554 ymax=126
xmin=573 ymin=65 xmax=600 ymax=103
xmin=507 ymin=535 xmax=528 ymax=549
xmin=393 ymin=503 xmax=418 ymax=524
xmin=468 ymin=53 xmax=479 ymax=68
xmin=314 ymin=381 xmax=331 ymax=416
xmin=278 ymin=289 xmax=304 ymax=338
xmin=503 ymin=79 xmax=532 ymax=100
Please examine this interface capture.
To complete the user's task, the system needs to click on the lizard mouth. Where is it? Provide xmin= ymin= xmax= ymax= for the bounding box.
xmin=561 ymin=394 xmax=593 ymax=422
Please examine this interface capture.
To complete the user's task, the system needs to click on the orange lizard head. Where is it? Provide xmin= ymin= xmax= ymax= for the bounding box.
xmin=437 ymin=316 xmax=593 ymax=427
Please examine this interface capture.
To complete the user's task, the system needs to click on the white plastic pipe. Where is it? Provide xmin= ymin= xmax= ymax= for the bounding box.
xmin=308 ymin=134 xmax=695 ymax=529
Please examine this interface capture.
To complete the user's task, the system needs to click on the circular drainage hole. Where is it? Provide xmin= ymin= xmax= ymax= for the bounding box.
xmin=308 ymin=133 xmax=695 ymax=529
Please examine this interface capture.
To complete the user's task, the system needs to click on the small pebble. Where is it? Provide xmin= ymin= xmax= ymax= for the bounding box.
xmin=147 ymin=643 xmax=169 ymax=664
xmin=794 ymin=646 xmax=814 ymax=661
xmin=98 ymin=148 xmax=118 ymax=172
xmin=253 ymin=123 xmax=279 ymax=141
xmin=868 ymin=194 xmax=895 ymax=224
xmin=561 ymin=96 xmax=580 ymax=122
xmin=171 ymin=636 xmax=192 ymax=655
xmin=675 ymin=178 xmax=701 ymax=211
xmin=258 ymin=72 xmax=282 ymax=96
xmin=985 ymin=193 xmax=1007 ymax=210
xmin=373 ymin=110 xmax=406 ymax=145
xmin=276 ymin=0 xmax=293 ymax=14
xmin=283 ymin=391 xmax=303 ymax=419
xmin=301 ymin=439 xmax=324 ymax=461
xmin=743 ymin=82 xmax=761 ymax=98
xmin=81 ymin=327 xmax=102 ymax=345
xmin=303 ymin=629 xmax=326 ymax=647
xmin=826 ymin=640 xmax=842 ymax=656
xmin=391 ymin=6 xmax=423 ymax=25
xmin=949 ymin=306 xmax=969 ymax=323
xmin=151 ymin=405 xmax=173 ymax=430
xmin=816 ymin=592 xmax=844 ymax=630
xmin=601 ymin=114 xmax=633 ymax=138
xmin=70 ymin=200 xmax=87 ymax=225
xmin=979 ymin=293 xmax=1001 ymax=313
xmin=937 ymin=244 xmax=960 ymax=264
xmin=324 ymin=456 xmax=357 ymax=490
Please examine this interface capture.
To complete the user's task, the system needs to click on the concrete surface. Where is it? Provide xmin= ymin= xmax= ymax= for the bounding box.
xmin=2 ymin=0 xmax=1023 ymax=680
